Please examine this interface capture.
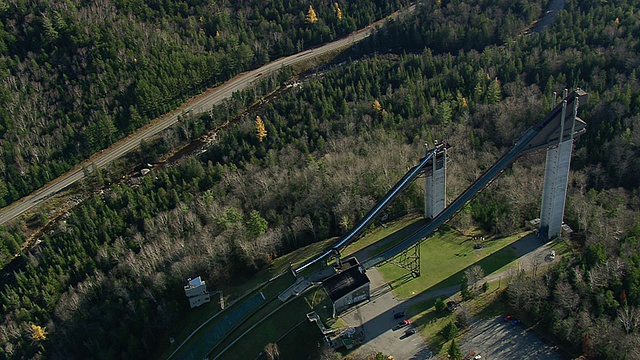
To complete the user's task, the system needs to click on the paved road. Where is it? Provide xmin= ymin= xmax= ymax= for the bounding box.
xmin=0 ymin=6 xmax=415 ymax=226
xmin=527 ymin=0 xmax=565 ymax=34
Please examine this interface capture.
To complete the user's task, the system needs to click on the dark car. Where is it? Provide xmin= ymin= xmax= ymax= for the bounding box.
xmin=393 ymin=311 xmax=406 ymax=319
xmin=511 ymin=319 xmax=521 ymax=326
xmin=405 ymin=328 xmax=417 ymax=336
xmin=446 ymin=301 xmax=459 ymax=311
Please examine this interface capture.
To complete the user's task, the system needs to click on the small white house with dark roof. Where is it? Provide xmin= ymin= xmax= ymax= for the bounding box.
xmin=184 ymin=276 xmax=211 ymax=308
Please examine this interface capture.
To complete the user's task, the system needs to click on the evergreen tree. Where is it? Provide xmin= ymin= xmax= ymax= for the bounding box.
xmin=486 ymin=78 xmax=502 ymax=104
xmin=442 ymin=321 xmax=459 ymax=340
xmin=247 ymin=210 xmax=268 ymax=238
xmin=436 ymin=101 xmax=452 ymax=124
xmin=448 ymin=339 xmax=462 ymax=360
xmin=461 ymin=273 xmax=472 ymax=300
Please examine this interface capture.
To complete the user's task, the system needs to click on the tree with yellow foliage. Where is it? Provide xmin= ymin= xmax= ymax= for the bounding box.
xmin=456 ymin=90 xmax=468 ymax=109
xmin=30 ymin=324 xmax=47 ymax=341
xmin=372 ymin=99 xmax=383 ymax=113
xmin=255 ymin=116 xmax=267 ymax=142
xmin=306 ymin=5 xmax=318 ymax=23
xmin=334 ymin=3 xmax=343 ymax=20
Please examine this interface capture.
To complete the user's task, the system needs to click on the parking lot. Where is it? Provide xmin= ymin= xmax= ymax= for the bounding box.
xmin=460 ymin=317 xmax=567 ymax=360
xmin=340 ymin=269 xmax=434 ymax=359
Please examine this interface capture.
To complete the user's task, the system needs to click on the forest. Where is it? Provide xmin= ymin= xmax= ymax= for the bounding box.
xmin=1 ymin=0 xmax=640 ymax=358
xmin=0 ymin=0 xmax=407 ymax=207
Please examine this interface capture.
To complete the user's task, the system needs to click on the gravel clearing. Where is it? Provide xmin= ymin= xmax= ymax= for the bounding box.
xmin=460 ymin=316 xmax=568 ymax=360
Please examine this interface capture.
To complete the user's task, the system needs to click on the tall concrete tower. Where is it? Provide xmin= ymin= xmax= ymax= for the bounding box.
xmin=539 ymin=92 xmax=581 ymax=240
xmin=424 ymin=142 xmax=448 ymax=219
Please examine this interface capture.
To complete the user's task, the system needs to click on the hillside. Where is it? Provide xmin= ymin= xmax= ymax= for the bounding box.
xmin=0 ymin=0 xmax=406 ymax=207
xmin=1 ymin=0 xmax=640 ymax=359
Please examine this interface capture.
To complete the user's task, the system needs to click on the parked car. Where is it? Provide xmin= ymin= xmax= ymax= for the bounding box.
xmin=504 ymin=315 xmax=513 ymax=322
xmin=405 ymin=328 xmax=417 ymax=336
xmin=446 ymin=301 xmax=459 ymax=311
xmin=464 ymin=352 xmax=481 ymax=360
xmin=394 ymin=319 xmax=411 ymax=330
xmin=511 ymin=319 xmax=521 ymax=326
xmin=393 ymin=311 xmax=406 ymax=319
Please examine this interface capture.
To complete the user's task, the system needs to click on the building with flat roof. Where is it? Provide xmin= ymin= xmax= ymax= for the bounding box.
xmin=184 ymin=276 xmax=211 ymax=308
xmin=322 ymin=258 xmax=370 ymax=317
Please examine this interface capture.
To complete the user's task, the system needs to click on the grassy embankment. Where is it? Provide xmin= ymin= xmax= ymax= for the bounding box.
xmin=216 ymin=286 xmax=333 ymax=360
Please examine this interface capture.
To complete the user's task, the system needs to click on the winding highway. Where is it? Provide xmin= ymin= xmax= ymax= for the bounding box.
xmin=0 ymin=6 xmax=414 ymax=226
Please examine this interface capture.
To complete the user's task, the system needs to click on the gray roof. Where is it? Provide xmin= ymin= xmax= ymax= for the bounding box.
xmin=323 ymin=265 xmax=369 ymax=302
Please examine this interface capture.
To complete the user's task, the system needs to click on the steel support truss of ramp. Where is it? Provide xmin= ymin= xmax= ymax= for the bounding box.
xmin=388 ymin=241 xmax=421 ymax=277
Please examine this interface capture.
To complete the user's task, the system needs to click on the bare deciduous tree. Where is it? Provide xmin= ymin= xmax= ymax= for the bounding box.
xmin=264 ymin=342 xmax=280 ymax=360
xmin=464 ymin=265 xmax=485 ymax=292
xmin=618 ymin=306 xmax=639 ymax=334
xmin=554 ymin=279 xmax=580 ymax=313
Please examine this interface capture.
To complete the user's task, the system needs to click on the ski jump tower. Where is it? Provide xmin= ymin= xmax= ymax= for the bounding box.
xmin=422 ymin=90 xmax=586 ymax=240
xmin=538 ymin=90 xmax=586 ymax=240
xmin=424 ymin=142 xmax=449 ymax=219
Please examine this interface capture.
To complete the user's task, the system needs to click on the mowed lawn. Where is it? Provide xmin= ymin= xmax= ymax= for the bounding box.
xmin=377 ymin=227 xmax=527 ymax=299
xmin=341 ymin=213 xmax=425 ymax=256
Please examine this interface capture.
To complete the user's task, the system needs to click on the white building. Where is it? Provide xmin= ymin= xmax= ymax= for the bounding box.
xmin=184 ymin=276 xmax=211 ymax=308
